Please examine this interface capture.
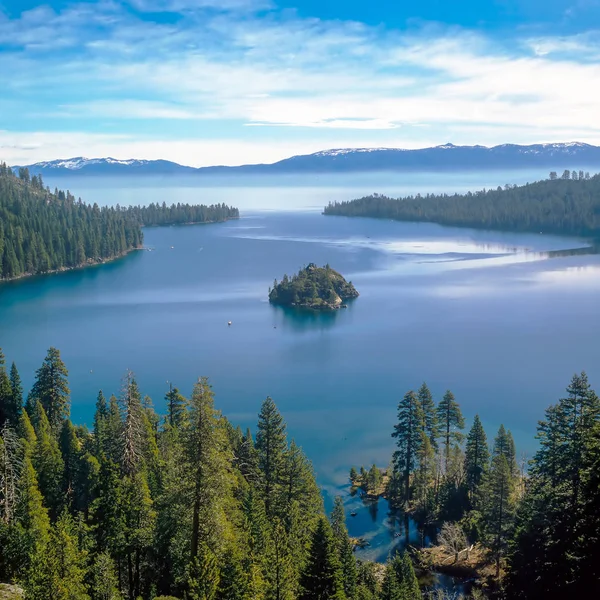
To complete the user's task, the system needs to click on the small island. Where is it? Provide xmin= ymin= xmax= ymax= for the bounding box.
xmin=269 ymin=263 xmax=359 ymax=310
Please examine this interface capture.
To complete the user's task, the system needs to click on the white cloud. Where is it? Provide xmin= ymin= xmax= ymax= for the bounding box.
xmin=1 ymin=1 xmax=600 ymax=165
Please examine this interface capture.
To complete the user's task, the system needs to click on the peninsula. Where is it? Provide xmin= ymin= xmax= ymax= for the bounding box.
xmin=269 ymin=263 xmax=359 ymax=309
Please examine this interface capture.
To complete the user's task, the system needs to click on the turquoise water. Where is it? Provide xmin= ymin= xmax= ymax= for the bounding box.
xmin=2 ymin=174 xmax=600 ymax=560
xmin=2 ymin=209 xmax=599 ymax=485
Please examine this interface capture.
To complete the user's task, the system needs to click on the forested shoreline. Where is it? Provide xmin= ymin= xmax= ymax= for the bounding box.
xmin=0 ymin=165 xmax=239 ymax=281
xmin=1 ymin=345 xmax=599 ymax=599
xmin=323 ymin=171 xmax=600 ymax=237
xmin=350 ymin=377 xmax=600 ymax=596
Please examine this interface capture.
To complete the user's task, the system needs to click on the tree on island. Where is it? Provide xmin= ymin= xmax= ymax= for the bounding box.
xmin=269 ymin=263 xmax=359 ymax=310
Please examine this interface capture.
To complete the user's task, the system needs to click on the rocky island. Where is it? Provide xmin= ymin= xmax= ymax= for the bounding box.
xmin=269 ymin=263 xmax=359 ymax=310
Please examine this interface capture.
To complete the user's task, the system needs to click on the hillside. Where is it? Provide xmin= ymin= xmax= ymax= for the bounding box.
xmin=269 ymin=263 xmax=359 ymax=309
xmin=15 ymin=142 xmax=600 ymax=177
xmin=324 ymin=171 xmax=600 ymax=236
xmin=0 ymin=165 xmax=239 ymax=281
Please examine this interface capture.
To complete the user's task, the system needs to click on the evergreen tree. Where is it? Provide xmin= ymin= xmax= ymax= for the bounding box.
xmin=417 ymin=382 xmax=438 ymax=450
xmin=330 ymin=496 xmax=357 ymax=600
xmin=184 ymin=377 xmax=232 ymax=562
xmin=0 ymin=349 xmax=15 ymax=428
xmin=236 ymin=427 xmax=261 ymax=485
xmin=186 ymin=542 xmax=220 ymax=600
xmin=90 ymin=551 xmax=121 ymax=600
xmin=391 ymin=391 xmax=424 ymax=506
xmin=32 ymin=401 xmax=65 ymax=519
xmin=483 ymin=452 xmax=515 ymax=579
xmin=59 ymin=419 xmax=82 ymax=513
xmin=26 ymin=511 xmax=89 ymax=600
xmin=93 ymin=390 xmax=109 ymax=457
xmin=436 ymin=390 xmax=465 ymax=471
xmin=492 ymin=424 xmax=518 ymax=479
xmin=506 ymin=373 xmax=600 ymax=597
xmin=27 ymin=347 xmax=70 ymax=432
xmin=413 ymin=431 xmax=435 ymax=519
xmin=15 ymin=454 xmax=50 ymax=577
xmin=464 ymin=415 xmax=489 ymax=504
xmin=298 ymin=516 xmax=346 ymax=600
xmin=9 ymin=362 xmax=23 ymax=424
xmin=165 ymin=385 xmax=187 ymax=428
xmin=255 ymin=397 xmax=287 ymax=516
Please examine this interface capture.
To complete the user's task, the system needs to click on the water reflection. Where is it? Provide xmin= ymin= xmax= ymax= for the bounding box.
xmin=270 ymin=303 xmax=355 ymax=332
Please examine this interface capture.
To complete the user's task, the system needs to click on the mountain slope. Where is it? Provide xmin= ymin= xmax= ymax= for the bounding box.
xmin=15 ymin=142 xmax=600 ymax=176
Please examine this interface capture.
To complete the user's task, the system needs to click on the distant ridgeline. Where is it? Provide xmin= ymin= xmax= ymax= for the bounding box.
xmin=269 ymin=263 xmax=359 ymax=309
xmin=0 ymin=165 xmax=238 ymax=280
xmin=324 ymin=170 xmax=600 ymax=236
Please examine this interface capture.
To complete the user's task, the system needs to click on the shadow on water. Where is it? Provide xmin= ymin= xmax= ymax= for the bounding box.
xmin=269 ymin=302 xmax=354 ymax=332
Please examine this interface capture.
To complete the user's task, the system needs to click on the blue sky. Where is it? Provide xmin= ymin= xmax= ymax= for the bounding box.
xmin=1 ymin=0 xmax=599 ymax=166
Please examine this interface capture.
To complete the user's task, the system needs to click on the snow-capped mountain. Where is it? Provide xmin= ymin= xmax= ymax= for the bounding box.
xmin=15 ymin=142 xmax=600 ymax=177
xmin=17 ymin=157 xmax=197 ymax=175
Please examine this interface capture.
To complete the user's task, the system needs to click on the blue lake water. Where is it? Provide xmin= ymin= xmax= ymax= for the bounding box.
xmin=2 ymin=172 xmax=600 ymax=560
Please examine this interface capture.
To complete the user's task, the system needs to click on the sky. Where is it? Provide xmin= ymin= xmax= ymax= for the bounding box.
xmin=1 ymin=0 xmax=599 ymax=167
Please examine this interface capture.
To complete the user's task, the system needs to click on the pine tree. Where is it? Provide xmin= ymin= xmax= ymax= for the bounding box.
xmin=483 ymin=452 xmax=515 ymax=578
xmin=280 ymin=440 xmax=322 ymax=522
xmin=186 ymin=542 xmax=220 ymax=600
xmin=93 ymin=390 xmax=109 ymax=457
xmin=506 ymin=373 xmax=600 ymax=597
xmin=90 ymin=551 xmax=121 ymax=600
xmin=298 ymin=516 xmax=346 ymax=600
xmin=0 ymin=349 xmax=15 ymax=428
xmin=266 ymin=518 xmax=295 ymax=600
xmin=330 ymin=497 xmax=357 ymax=600
xmin=32 ymin=401 xmax=65 ymax=519
xmin=465 ymin=415 xmax=489 ymax=504
xmin=391 ymin=391 xmax=424 ymax=506
xmin=15 ymin=454 xmax=50 ymax=575
xmin=26 ymin=511 xmax=89 ymax=600
xmin=492 ymin=424 xmax=518 ymax=479
xmin=165 ymin=384 xmax=187 ymax=428
xmin=59 ymin=419 xmax=81 ymax=512
xmin=185 ymin=377 xmax=231 ymax=562
xmin=122 ymin=472 xmax=156 ymax=600
xmin=413 ymin=431 xmax=435 ymax=519
xmin=236 ymin=427 xmax=261 ymax=485
xmin=255 ymin=397 xmax=287 ymax=517
xmin=8 ymin=362 xmax=23 ymax=425
xmin=437 ymin=390 xmax=465 ymax=472
xmin=27 ymin=347 xmax=70 ymax=433
xmin=417 ymin=382 xmax=438 ymax=450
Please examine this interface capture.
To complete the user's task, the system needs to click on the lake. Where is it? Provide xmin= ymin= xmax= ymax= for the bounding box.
xmin=2 ymin=171 xmax=600 ymax=560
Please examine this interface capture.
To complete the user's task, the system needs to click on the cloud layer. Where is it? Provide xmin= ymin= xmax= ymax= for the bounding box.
xmin=1 ymin=1 xmax=599 ymax=166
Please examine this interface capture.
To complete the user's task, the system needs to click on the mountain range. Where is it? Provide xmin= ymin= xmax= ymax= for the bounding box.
xmin=13 ymin=142 xmax=600 ymax=177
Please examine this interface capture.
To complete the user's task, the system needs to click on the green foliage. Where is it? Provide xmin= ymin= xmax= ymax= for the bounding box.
xmin=324 ymin=173 xmax=600 ymax=236
xmin=298 ymin=516 xmax=346 ymax=600
xmin=31 ymin=402 xmax=65 ymax=519
xmin=379 ymin=554 xmax=419 ymax=600
xmin=26 ymin=511 xmax=89 ymax=600
xmin=90 ymin=552 xmax=121 ymax=600
xmin=256 ymin=397 xmax=287 ymax=517
xmin=436 ymin=391 xmax=465 ymax=472
xmin=464 ymin=415 xmax=489 ymax=505
xmin=506 ymin=372 xmax=600 ymax=597
xmin=0 ymin=167 xmax=238 ymax=281
xmin=392 ymin=391 xmax=424 ymax=506
xmin=27 ymin=348 xmax=70 ymax=433
xmin=269 ymin=264 xmax=359 ymax=309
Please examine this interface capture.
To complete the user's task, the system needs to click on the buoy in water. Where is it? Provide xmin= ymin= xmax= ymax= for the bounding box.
xmin=228 ymin=321 xmax=232 ymax=326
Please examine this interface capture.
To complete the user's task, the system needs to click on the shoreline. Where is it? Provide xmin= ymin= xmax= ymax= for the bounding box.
xmin=0 ymin=217 xmax=239 ymax=285
xmin=0 ymin=246 xmax=144 ymax=284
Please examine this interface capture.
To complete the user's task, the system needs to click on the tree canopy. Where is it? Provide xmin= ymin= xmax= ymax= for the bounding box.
xmin=323 ymin=171 xmax=600 ymax=236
